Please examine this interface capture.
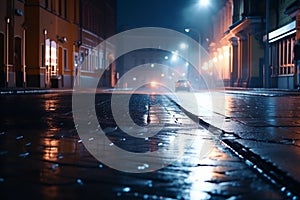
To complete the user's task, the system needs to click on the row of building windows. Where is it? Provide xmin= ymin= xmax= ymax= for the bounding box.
xmin=81 ymin=49 xmax=107 ymax=72
xmin=43 ymin=0 xmax=79 ymax=24
xmin=82 ymin=2 xmax=105 ymax=37
xmin=42 ymin=39 xmax=69 ymax=76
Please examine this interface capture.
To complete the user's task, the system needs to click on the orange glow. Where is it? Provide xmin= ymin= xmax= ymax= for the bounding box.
xmin=45 ymin=39 xmax=50 ymax=66
xmin=45 ymin=99 xmax=58 ymax=111
xmin=43 ymin=139 xmax=59 ymax=161
xmin=150 ymin=81 xmax=158 ymax=88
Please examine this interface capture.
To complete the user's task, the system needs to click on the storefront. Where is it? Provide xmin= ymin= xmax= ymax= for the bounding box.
xmin=269 ymin=21 xmax=297 ymax=89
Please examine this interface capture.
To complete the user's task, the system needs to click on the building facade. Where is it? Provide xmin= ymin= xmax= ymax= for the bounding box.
xmin=209 ymin=0 xmax=266 ymax=88
xmin=268 ymin=0 xmax=300 ymax=89
xmin=209 ymin=0 xmax=300 ymax=89
xmin=0 ymin=0 xmax=116 ymax=89
xmin=207 ymin=0 xmax=233 ymax=87
xmin=0 ymin=0 xmax=26 ymax=87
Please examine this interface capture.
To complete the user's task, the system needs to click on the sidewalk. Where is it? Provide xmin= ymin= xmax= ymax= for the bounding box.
xmin=0 ymin=87 xmax=74 ymax=95
xmin=169 ymin=89 xmax=300 ymax=199
xmin=224 ymin=87 xmax=300 ymax=96
xmin=0 ymin=86 xmax=127 ymax=95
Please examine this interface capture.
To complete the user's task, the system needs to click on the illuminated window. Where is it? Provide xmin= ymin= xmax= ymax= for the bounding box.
xmin=44 ymin=39 xmax=58 ymax=76
xmin=50 ymin=41 xmax=57 ymax=76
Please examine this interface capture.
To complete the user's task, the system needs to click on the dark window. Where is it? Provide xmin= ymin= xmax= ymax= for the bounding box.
xmin=64 ymin=49 xmax=68 ymax=69
xmin=45 ymin=0 xmax=48 ymax=9
xmin=64 ymin=0 xmax=67 ymax=19
xmin=58 ymin=0 xmax=62 ymax=15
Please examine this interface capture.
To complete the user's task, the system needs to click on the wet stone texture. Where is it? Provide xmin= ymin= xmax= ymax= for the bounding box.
xmin=0 ymin=92 xmax=285 ymax=199
xmin=179 ymin=90 xmax=300 ymax=199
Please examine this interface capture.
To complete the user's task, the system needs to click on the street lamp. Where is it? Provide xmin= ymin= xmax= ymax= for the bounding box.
xmin=43 ymin=29 xmax=48 ymax=87
xmin=184 ymin=28 xmax=191 ymax=33
xmin=184 ymin=27 xmax=204 ymax=85
xmin=6 ymin=17 xmax=10 ymax=87
xmin=184 ymin=28 xmax=202 ymax=68
xmin=265 ymin=0 xmax=270 ymax=88
xmin=198 ymin=0 xmax=210 ymax=7
xmin=22 ymin=23 xmax=27 ymax=87
xmin=184 ymin=28 xmax=202 ymax=46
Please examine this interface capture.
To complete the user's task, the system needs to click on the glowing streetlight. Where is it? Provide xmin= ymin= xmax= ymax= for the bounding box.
xmin=184 ymin=27 xmax=202 ymax=68
xmin=184 ymin=28 xmax=190 ymax=33
xmin=199 ymin=0 xmax=210 ymax=7
xmin=171 ymin=51 xmax=178 ymax=62
xmin=180 ymin=42 xmax=188 ymax=50
xmin=5 ymin=17 xmax=10 ymax=87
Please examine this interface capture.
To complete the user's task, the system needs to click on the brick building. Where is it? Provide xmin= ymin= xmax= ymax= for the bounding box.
xmin=0 ymin=0 xmax=116 ymax=88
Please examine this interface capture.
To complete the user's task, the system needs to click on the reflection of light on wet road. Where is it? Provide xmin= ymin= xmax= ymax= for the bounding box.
xmin=167 ymin=91 xmax=227 ymax=130
xmin=43 ymin=139 xmax=59 ymax=161
xmin=188 ymin=166 xmax=214 ymax=199
xmin=44 ymin=99 xmax=58 ymax=111
xmin=40 ymin=136 xmax=79 ymax=162
xmin=182 ymin=129 xmax=216 ymax=200
xmin=169 ymin=92 xmax=213 ymax=116
xmin=148 ymin=106 xmax=160 ymax=124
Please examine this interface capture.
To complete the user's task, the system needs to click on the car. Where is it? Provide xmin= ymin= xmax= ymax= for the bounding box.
xmin=175 ymin=80 xmax=191 ymax=92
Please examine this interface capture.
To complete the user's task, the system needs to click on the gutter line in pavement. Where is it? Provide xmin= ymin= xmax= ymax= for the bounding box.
xmin=166 ymin=95 xmax=300 ymax=200
xmin=199 ymin=119 xmax=300 ymax=200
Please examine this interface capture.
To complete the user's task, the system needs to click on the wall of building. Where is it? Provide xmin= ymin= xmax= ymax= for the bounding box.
xmin=279 ymin=0 xmax=296 ymax=27
xmin=208 ymin=0 xmax=233 ymax=87
xmin=268 ymin=0 xmax=299 ymax=89
xmin=0 ymin=0 xmax=26 ymax=87
xmin=77 ymin=0 xmax=116 ymax=89
xmin=210 ymin=0 xmax=300 ymax=89
xmin=0 ymin=0 xmax=116 ymax=89
xmin=209 ymin=0 xmax=266 ymax=88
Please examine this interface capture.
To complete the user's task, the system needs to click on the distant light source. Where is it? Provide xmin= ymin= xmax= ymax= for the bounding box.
xmin=184 ymin=28 xmax=190 ymax=33
xmin=171 ymin=54 xmax=178 ymax=62
xmin=180 ymin=42 xmax=188 ymax=50
xmin=199 ymin=0 xmax=210 ymax=7
xmin=171 ymin=51 xmax=178 ymax=62
xmin=57 ymin=35 xmax=67 ymax=43
xmin=213 ymin=57 xmax=218 ymax=63
xmin=150 ymin=81 xmax=157 ymax=88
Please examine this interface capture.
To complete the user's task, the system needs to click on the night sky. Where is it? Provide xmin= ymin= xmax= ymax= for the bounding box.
xmin=117 ymin=0 xmax=225 ymax=36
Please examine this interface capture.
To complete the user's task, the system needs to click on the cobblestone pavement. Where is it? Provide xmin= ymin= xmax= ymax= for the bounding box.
xmin=169 ymin=89 xmax=300 ymax=199
xmin=0 ymin=92 xmax=287 ymax=199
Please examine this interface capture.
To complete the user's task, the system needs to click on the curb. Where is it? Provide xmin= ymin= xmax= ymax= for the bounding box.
xmin=224 ymin=87 xmax=300 ymax=97
xmin=220 ymin=138 xmax=299 ymax=199
xmin=0 ymin=88 xmax=74 ymax=95
xmin=198 ymin=118 xmax=300 ymax=200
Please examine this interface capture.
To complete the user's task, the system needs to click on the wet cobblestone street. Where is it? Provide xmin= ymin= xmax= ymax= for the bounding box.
xmin=0 ymin=92 xmax=288 ymax=199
